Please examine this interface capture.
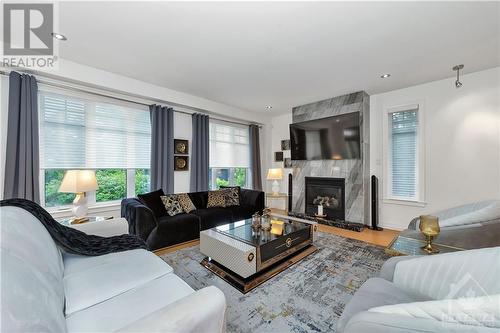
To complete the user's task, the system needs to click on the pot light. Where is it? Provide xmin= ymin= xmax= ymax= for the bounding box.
xmin=51 ymin=32 xmax=67 ymax=41
xmin=380 ymin=73 xmax=391 ymax=78
xmin=265 ymin=105 xmax=273 ymax=110
xmin=452 ymin=64 xmax=464 ymax=88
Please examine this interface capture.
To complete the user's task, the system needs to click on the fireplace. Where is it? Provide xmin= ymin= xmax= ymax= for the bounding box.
xmin=305 ymin=177 xmax=345 ymax=220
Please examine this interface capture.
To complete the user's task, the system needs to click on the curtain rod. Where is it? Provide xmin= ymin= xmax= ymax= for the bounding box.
xmin=0 ymin=69 xmax=262 ymax=128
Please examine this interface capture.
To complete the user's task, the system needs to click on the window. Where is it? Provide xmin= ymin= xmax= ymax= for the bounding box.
xmin=39 ymin=90 xmax=151 ymax=208
xmin=386 ymin=106 xmax=422 ymax=201
xmin=209 ymin=121 xmax=250 ymax=190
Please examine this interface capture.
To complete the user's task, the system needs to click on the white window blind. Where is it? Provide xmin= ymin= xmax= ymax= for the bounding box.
xmin=390 ymin=108 xmax=418 ymax=199
xmin=39 ymin=91 xmax=151 ymax=169
xmin=209 ymin=121 xmax=250 ymax=168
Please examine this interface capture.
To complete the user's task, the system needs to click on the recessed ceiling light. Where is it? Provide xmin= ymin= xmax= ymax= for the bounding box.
xmin=380 ymin=73 xmax=391 ymax=78
xmin=51 ymin=32 xmax=67 ymax=41
xmin=265 ymin=105 xmax=273 ymax=110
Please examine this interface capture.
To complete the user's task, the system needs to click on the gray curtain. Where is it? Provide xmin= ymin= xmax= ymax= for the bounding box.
xmin=150 ymin=105 xmax=174 ymax=193
xmin=190 ymin=113 xmax=209 ymax=192
xmin=4 ymin=72 xmax=40 ymax=202
xmin=249 ymin=124 xmax=262 ymax=191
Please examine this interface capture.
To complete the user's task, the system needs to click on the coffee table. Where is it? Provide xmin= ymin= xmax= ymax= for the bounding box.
xmin=200 ymin=218 xmax=317 ymax=293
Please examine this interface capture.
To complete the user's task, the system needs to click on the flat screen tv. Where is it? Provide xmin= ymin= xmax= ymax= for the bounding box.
xmin=290 ymin=112 xmax=360 ymax=160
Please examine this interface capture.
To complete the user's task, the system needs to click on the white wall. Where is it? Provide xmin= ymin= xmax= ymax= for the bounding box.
xmin=173 ymin=112 xmax=192 ymax=193
xmin=371 ymin=67 xmax=500 ymax=230
xmin=268 ymin=113 xmax=293 ymax=194
xmin=270 ymin=67 xmax=500 ymax=230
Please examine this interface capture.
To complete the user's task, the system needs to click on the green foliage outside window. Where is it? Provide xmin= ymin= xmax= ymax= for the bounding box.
xmin=135 ymin=169 xmax=150 ymax=195
xmin=44 ymin=170 xmax=74 ymax=207
xmin=234 ymin=168 xmax=246 ymax=187
xmin=213 ymin=167 xmax=247 ymax=189
xmin=95 ymin=169 xmax=126 ymax=202
xmin=44 ymin=168 xmax=151 ymax=208
xmin=216 ymin=177 xmax=229 ymax=188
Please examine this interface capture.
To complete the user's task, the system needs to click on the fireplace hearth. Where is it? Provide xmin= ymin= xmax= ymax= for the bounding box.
xmin=305 ymin=177 xmax=345 ymax=220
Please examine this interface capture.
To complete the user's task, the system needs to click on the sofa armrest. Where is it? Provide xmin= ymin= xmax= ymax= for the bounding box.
xmin=379 ymin=255 xmax=425 ymax=282
xmin=342 ymin=311 xmax=497 ymax=333
xmin=117 ymin=286 xmax=226 ymax=333
xmin=121 ymin=198 xmax=158 ymax=242
xmin=240 ymin=189 xmax=265 ymax=213
xmin=392 ymin=247 xmax=500 ymax=300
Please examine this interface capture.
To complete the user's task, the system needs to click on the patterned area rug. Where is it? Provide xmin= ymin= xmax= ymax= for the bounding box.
xmin=159 ymin=232 xmax=390 ymax=333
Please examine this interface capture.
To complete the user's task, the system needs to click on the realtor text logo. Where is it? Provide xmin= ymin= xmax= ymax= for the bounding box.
xmin=3 ymin=3 xmax=57 ymax=68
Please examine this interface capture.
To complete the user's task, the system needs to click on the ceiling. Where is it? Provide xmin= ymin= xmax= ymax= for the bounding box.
xmin=59 ymin=1 xmax=500 ymax=115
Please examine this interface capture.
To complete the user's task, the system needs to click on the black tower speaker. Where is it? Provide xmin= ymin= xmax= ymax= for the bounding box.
xmin=370 ymin=175 xmax=383 ymax=231
xmin=288 ymin=173 xmax=293 ymax=212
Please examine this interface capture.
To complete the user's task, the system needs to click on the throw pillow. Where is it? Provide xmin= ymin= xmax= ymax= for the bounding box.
xmin=207 ymin=190 xmax=227 ymax=208
xmin=138 ymin=189 xmax=168 ymax=217
xmin=177 ymin=193 xmax=196 ymax=213
xmin=223 ymin=187 xmax=240 ymax=207
xmin=160 ymin=194 xmax=184 ymax=216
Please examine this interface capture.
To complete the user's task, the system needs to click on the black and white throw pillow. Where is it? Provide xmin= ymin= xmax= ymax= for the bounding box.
xmin=223 ymin=187 xmax=240 ymax=207
xmin=160 ymin=194 xmax=184 ymax=216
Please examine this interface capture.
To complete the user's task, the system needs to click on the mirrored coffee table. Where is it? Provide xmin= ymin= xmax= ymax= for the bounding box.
xmin=200 ymin=218 xmax=317 ymax=293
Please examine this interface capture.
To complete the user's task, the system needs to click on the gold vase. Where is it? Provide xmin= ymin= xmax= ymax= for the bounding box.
xmin=419 ymin=215 xmax=440 ymax=254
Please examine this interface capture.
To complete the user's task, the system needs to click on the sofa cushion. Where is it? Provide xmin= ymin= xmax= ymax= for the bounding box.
xmin=177 ymin=193 xmax=196 ymax=213
xmin=63 ymin=249 xmax=172 ymax=315
xmin=145 ymin=213 xmax=200 ymax=250
xmin=207 ymin=190 xmax=227 ymax=208
xmin=222 ymin=187 xmax=240 ymax=207
xmin=138 ymin=189 xmax=168 ymax=217
xmin=65 ymin=273 xmax=194 ymax=332
xmin=1 ymin=249 xmax=68 ymax=333
xmin=160 ymin=194 xmax=184 ymax=216
xmin=193 ymin=208 xmax=233 ymax=230
xmin=228 ymin=204 xmax=257 ymax=222
xmin=0 ymin=206 xmax=66 ymax=332
xmin=188 ymin=191 xmax=208 ymax=209
xmin=337 ymin=277 xmax=431 ymax=333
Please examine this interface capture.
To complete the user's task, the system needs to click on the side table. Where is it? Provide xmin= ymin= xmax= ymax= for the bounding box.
xmin=265 ymin=193 xmax=288 ymax=211
xmin=58 ymin=216 xmax=129 ymax=237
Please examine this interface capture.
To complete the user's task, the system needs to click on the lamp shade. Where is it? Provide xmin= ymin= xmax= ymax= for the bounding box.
xmin=59 ymin=170 xmax=99 ymax=193
xmin=267 ymin=168 xmax=283 ymax=180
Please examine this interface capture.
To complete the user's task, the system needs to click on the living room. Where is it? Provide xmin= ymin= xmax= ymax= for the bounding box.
xmin=1 ymin=2 xmax=499 ymax=333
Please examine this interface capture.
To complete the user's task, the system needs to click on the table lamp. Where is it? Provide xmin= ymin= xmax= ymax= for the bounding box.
xmin=267 ymin=168 xmax=283 ymax=195
xmin=59 ymin=170 xmax=99 ymax=218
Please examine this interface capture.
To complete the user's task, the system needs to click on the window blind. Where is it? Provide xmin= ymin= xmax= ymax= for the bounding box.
xmin=39 ymin=91 xmax=151 ymax=169
xmin=209 ymin=121 xmax=250 ymax=168
xmin=390 ymin=109 xmax=418 ymax=199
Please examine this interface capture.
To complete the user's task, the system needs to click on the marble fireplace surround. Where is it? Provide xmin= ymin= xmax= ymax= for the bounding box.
xmin=290 ymin=91 xmax=370 ymax=224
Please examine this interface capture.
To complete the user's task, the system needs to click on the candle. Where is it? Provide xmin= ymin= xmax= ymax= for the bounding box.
xmin=318 ymin=205 xmax=323 ymax=216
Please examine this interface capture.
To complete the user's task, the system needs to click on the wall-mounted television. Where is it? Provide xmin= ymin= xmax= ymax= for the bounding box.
xmin=290 ymin=112 xmax=360 ymax=161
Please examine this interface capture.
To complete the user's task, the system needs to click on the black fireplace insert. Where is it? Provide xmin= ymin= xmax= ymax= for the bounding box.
xmin=305 ymin=177 xmax=345 ymax=220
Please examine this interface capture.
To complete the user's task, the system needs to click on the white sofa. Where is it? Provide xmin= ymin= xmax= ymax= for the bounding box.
xmin=0 ymin=206 xmax=226 ymax=332
xmin=338 ymin=247 xmax=500 ymax=332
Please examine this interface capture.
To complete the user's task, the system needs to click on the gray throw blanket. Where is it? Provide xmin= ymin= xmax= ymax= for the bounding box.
xmin=0 ymin=198 xmax=148 ymax=255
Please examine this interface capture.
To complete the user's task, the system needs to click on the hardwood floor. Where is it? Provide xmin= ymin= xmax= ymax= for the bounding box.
xmin=317 ymin=224 xmax=399 ymax=247
xmin=154 ymin=223 xmax=400 ymax=256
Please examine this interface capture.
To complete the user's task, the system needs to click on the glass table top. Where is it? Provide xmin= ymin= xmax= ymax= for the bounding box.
xmin=215 ymin=218 xmax=311 ymax=247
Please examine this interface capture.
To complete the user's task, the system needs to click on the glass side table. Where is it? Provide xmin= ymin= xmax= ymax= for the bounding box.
xmin=386 ymin=235 xmax=463 ymax=256
xmin=57 ymin=216 xmax=113 ymax=226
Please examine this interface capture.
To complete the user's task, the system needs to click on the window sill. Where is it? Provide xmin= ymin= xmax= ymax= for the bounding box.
xmin=383 ymin=198 xmax=427 ymax=207
xmin=48 ymin=201 xmax=122 ymax=219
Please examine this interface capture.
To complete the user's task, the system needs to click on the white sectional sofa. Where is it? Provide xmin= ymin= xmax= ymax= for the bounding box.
xmin=0 ymin=206 xmax=226 ymax=332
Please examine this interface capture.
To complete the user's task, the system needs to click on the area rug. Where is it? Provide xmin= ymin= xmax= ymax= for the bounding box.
xmin=159 ymin=232 xmax=390 ymax=333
